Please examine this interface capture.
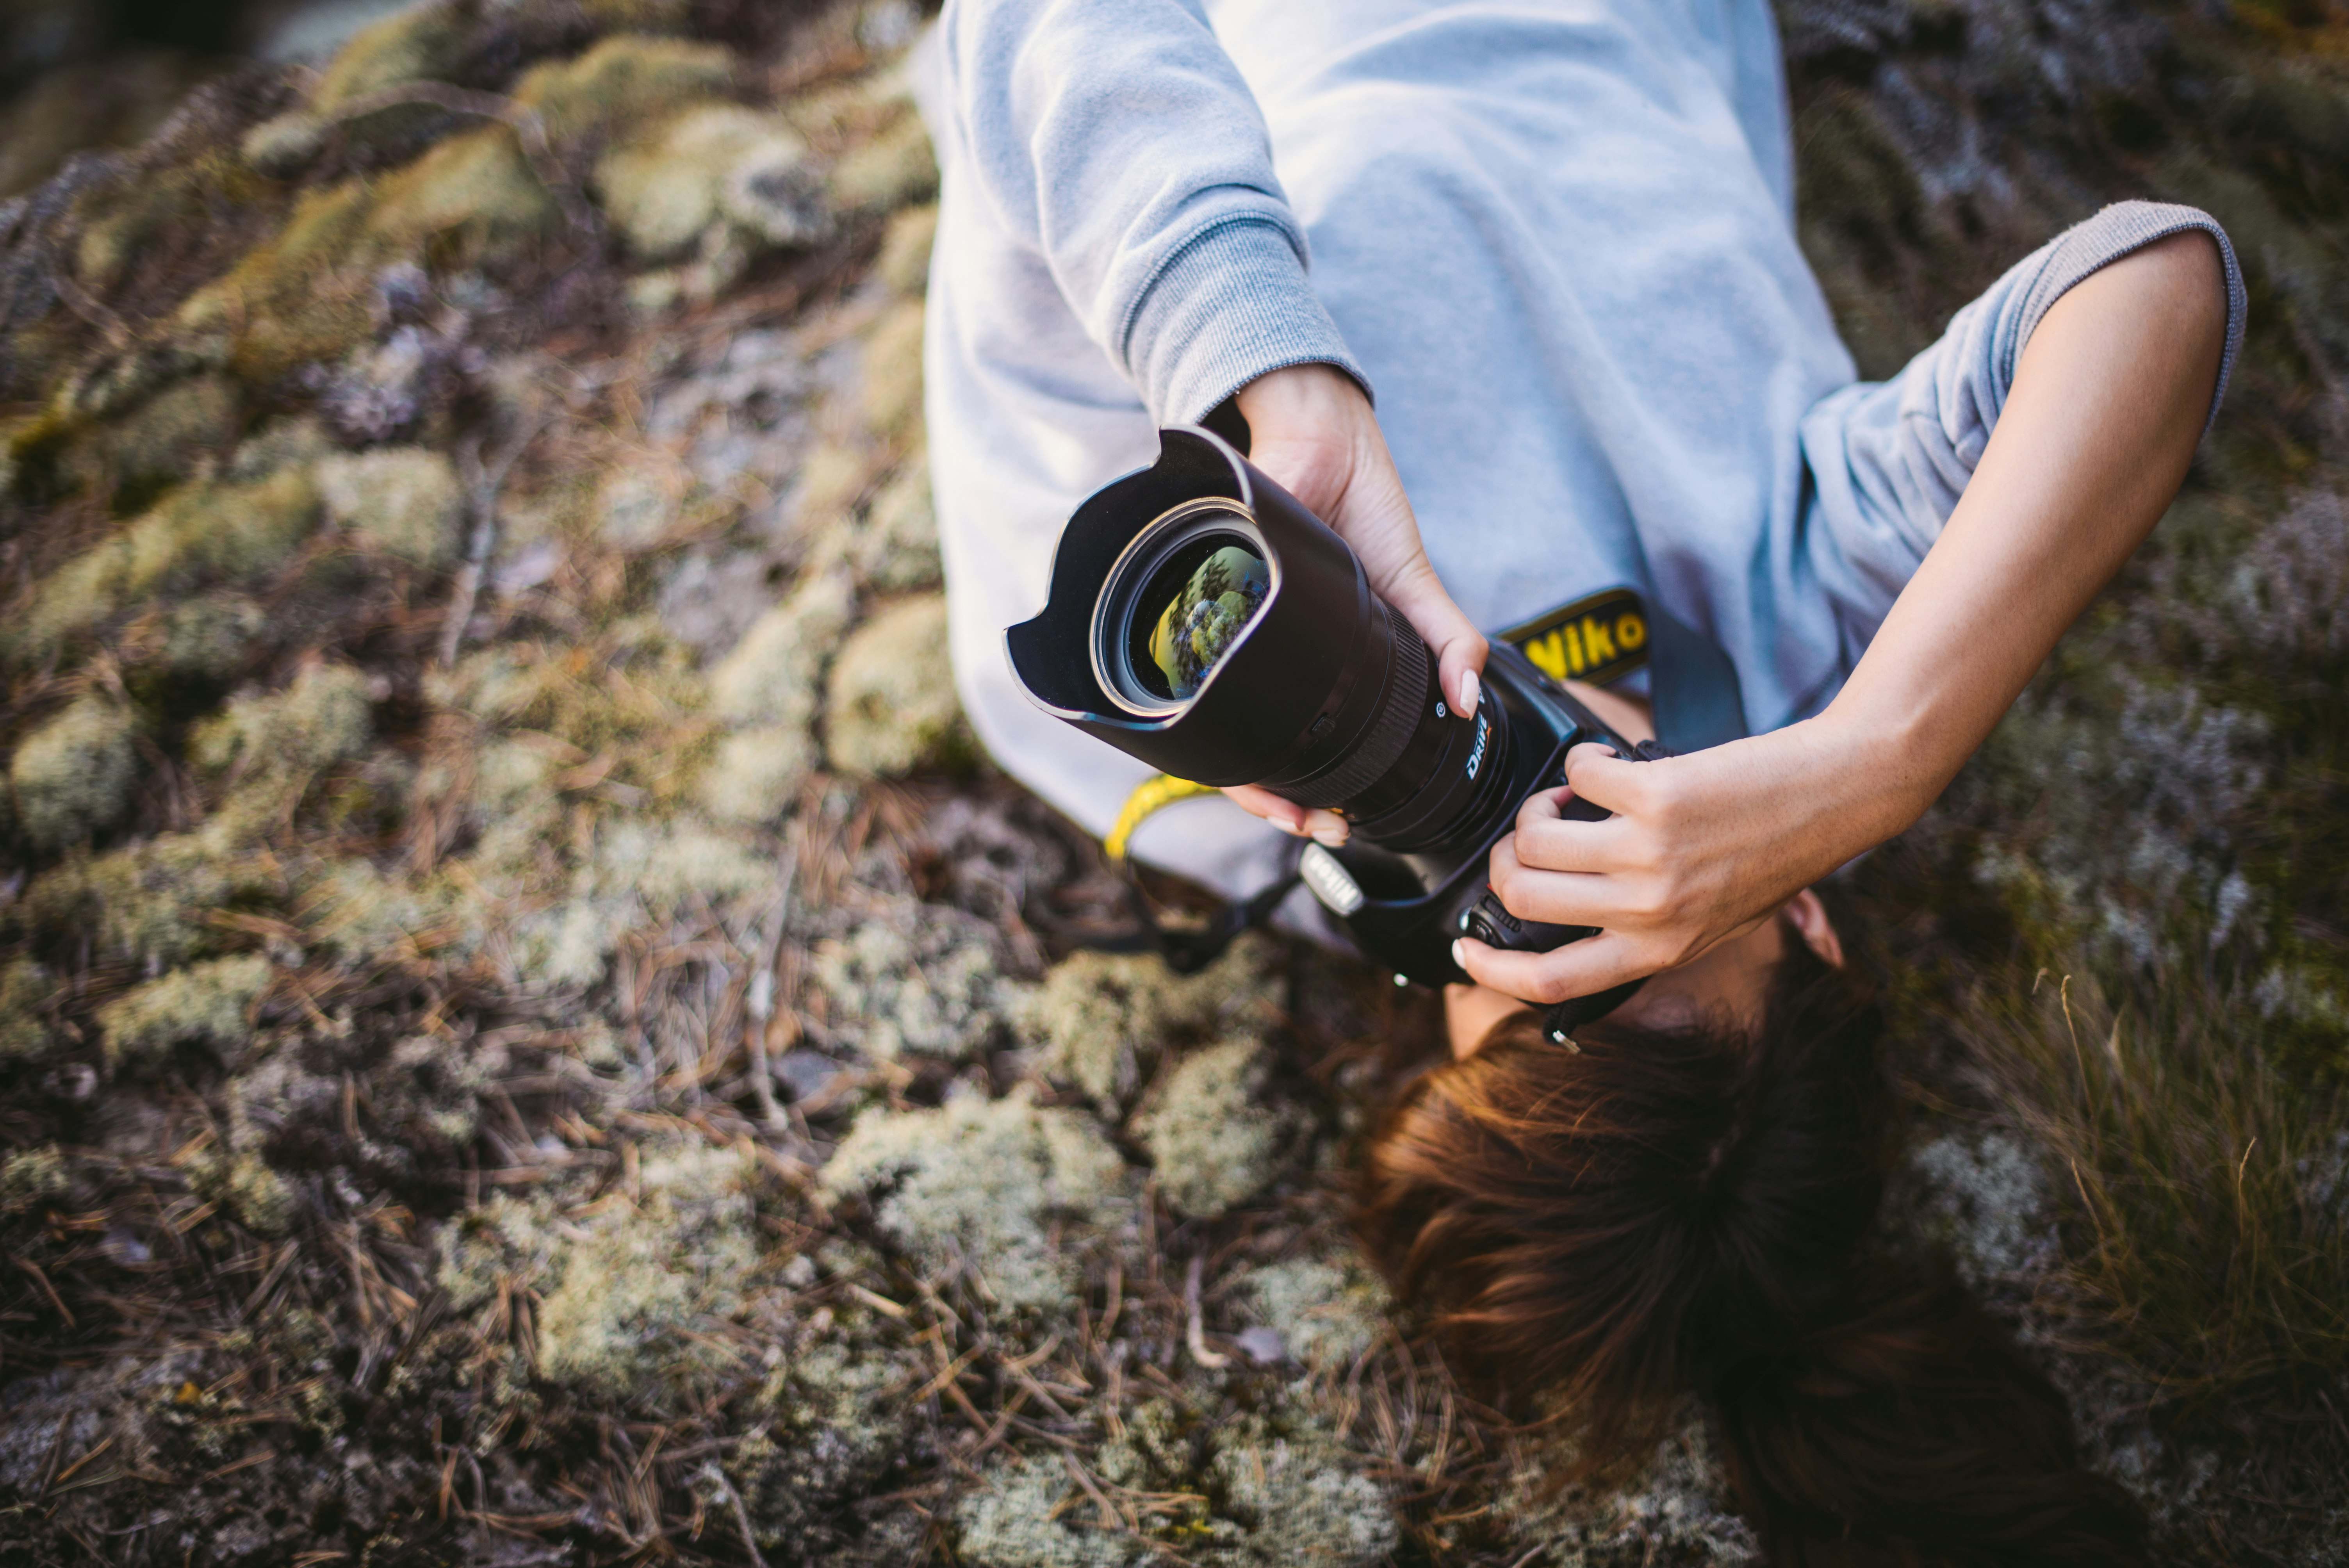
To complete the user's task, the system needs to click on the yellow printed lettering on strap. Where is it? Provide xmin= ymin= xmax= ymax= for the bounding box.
xmin=1499 ymin=588 xmax=1649 ymax=688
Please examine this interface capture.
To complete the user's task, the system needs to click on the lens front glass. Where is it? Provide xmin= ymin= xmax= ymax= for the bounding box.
xmin=1094 ymin=500 xmax=1274 ymax=716
xmin=1142 ymin=542 xmax=1270 ymax=700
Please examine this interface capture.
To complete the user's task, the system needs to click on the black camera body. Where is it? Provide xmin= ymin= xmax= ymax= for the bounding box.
xmin=1007 ymin=426 xmax=1650 ymax=1038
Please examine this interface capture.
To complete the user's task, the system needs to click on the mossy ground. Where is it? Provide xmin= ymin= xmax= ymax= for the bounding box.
xmin=0 ymin=1 xmax=2345 ymax=1564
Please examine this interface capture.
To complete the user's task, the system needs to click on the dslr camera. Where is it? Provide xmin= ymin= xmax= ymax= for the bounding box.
xmin=1006 ymin=425 xmax=1657 ymax=1040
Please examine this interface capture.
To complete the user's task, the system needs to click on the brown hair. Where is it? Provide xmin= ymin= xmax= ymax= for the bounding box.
xmin=1357 ymin=943 xmax=2147 ymax=1566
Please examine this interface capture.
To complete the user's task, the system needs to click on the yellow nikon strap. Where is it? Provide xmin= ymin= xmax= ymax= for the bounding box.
xmin=1104 ymin=773 xmax=1219 ymax=863
xmin=1500 ymin=587 xmax=1648 ymax=687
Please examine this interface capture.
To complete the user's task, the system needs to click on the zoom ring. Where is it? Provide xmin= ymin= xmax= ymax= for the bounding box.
xmin=1278 ymin=613 xmax=1433 ymax=810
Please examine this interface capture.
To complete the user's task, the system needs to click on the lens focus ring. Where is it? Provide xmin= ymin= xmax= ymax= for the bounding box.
xmin=1276 ymin=613 xmax=1432 ymax=809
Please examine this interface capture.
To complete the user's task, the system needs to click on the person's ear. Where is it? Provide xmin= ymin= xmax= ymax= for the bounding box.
xmin=1784 ymin=888 xmax=1845 ymax=969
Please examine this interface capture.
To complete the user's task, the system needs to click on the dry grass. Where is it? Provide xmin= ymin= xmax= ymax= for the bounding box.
xmin=1964 ymin=970 xmax=2349 ymax=1404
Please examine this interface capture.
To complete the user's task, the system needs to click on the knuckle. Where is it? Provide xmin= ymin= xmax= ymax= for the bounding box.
xmin=1637 ymin=771 xmax=1683 ymax=824
xmin=1527 ymin=971 xmax=1572 ymax=1005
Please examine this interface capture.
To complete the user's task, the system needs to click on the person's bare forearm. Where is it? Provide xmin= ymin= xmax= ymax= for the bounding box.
xmin=1460 ymin=230 xmax=2231 ymax=1004
xmin=1814 ymin=228 xmax=2230 ymax=835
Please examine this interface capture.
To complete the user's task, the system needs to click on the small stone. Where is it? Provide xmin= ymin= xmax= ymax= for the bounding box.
xmin=1237 ymin=1326 xmax=1288 ymax=1365
xmin=775 ymin=1048 xmax=848 ymax=1103
xmin=656 ymin=549 xmax=773 ymax=658
xmin=722 ymin=152 xmax=831 ymax=249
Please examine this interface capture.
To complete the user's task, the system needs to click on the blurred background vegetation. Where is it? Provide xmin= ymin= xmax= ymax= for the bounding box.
xmin=0 ymin=0 xmax=2346 ymax=1564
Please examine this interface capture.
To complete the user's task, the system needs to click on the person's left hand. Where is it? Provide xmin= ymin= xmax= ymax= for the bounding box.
xmin=1217 ymin=363 xmax=1487 ymax=848
xmin=1452 ymin=717 xmax=1914 ymax=1003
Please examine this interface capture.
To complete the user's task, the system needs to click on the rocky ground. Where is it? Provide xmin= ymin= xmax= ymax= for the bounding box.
xmin=0 ymin=0 xmax=2345 ymax=1563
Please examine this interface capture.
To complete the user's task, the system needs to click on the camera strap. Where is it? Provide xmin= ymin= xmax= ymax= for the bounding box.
xmin=1099 ymin=775 xmax=1304 ymax=975
xmin=1501 ymin=588 xmax=1748 ymax=752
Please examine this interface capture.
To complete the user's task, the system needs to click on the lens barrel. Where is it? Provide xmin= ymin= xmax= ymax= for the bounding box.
xmin=1007 ymin=426 xmax=1518 ymax=853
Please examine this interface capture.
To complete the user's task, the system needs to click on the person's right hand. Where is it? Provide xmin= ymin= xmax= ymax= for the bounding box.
xmin=1218 ymin=362 xmax=1487 ymax=846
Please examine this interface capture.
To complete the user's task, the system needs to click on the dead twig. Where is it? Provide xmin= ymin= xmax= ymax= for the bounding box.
xmin=322 ymin=82 xmax=595 ymax=237
xmin=440 ymin=415 xmax=552 ymax=668
xmin=1183 ymin=1254 xmax=1227 ymax=1370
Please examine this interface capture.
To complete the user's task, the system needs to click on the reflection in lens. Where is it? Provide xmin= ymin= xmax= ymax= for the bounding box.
xmin=1147 ymin=543 xmax=1269 ymax=699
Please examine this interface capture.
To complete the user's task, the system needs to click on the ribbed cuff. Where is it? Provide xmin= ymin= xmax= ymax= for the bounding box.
xmin=1119 ymin=215 xmax=1370 ymax=425
xmin=2012 ymin=200 xmax=2248 ymax=436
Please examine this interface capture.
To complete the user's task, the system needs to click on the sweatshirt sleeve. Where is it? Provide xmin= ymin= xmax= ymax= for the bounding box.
xmin=936 ymin=0 xmax=1367 ymax=424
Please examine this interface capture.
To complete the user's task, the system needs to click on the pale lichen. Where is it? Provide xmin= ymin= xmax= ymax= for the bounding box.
xmin=710 ymin=570 xmax=856 ymax=727
xmin=308 ymin=0 xmax=472 ymax=114
xmin=191 ymin=1151 xmax=299 ymax=1238
xmin=824 ymin=88 xmax=938 ymax=216
xmin=1210 ymin=1409 xmax=1398 ymax=1568
xmin=96 ymin=954 xmax=272 ymax=1067
xmin=302 ymin=858 xmax=472 ymax=966
xmin=957 ymin=1454 xmax=1135 ymax=1568
xmin=964 ymin=1395 xmax=1397 ymax=1567
xmin=1503 ymin=1421 xmax=1756 ymax=1566
xmin=20 ymin=830 xmax=269 ymax=970
xmin=1017 ymin=937 xmax=1281 ymax=1109
xmin=824 ymin=592 xmax=966 ymax=777
xmin=595 ymin=103 xmax=826 ymax=262
xmin=0 ymin=1146 xmax=69 ymax=1213
xmin=1908 ymin=1131 xmax=2057 ymax=1287
xmin=858 ymin=298 xmax=927 ymax=439
xmin=1130 ymin=1036 xmax=1290 ymax=1219
xmin=810 ymin=894 xmax=1011 ymax=1060
xmin=823 ymin=1085 xmax=1127 ymax=1311
xmin=191 ymin=663 xmax=376 ymax=783
xmin=440 ymin=1140 xmax=761 ymax=1397
xmin=700 ymin=570 xmax=854 ymax=821
xmin=0 ymin=959 xmax=53 ymax=1058
xmin=503 ymin=814 xmax=770 ymax=989
xmin=1235 ymin=1254 xmax=1390 ymax=1370
xmin=876 ymin=203 xmax=937 ymax=297
xmin=726 ymin=1335 xmax=920 ymax=1552
xmin=153 ymin=593 xmax=266 ymax=683
xmin=809 ymin=456 xmax=940 ymax=592
xmin=515 ymin=34 xmax=738 ymax=145
xmin=15 ymin=467 xmax=321 ymax=663
xmin=316 ymin=446 xmax=465 ymax=569
xmin=10 ymin=695 xmax=137 ymax=852
xmin=700 ymin=725 xmax=822 ymax=825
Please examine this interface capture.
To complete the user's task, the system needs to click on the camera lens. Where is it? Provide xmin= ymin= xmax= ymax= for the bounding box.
xmin=1092 ymin=500 xmax=1273 ymax=715
xmin=1011 ymin=428 xmax=1526 ymax=857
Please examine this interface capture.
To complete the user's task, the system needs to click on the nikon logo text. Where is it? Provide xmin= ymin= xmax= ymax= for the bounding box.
xmin=1501 ymin=588 xmax=1649 ymax=688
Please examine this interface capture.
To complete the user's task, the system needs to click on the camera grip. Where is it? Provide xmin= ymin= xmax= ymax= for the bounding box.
xmin=1460 ymin=736 xmax=1671 ymax=1043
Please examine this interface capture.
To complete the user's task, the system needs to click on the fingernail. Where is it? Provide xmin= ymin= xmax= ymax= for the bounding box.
xmin=1311 ymin=824 xmax=1349 ymax=848
xmin=1271 ymin=818 xmax=1304 ymax=837
xmin=1451 ymin=939 xmax=1467 ymax=968
xmin=1460 ymin=670 xmax=1480 ymax=713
